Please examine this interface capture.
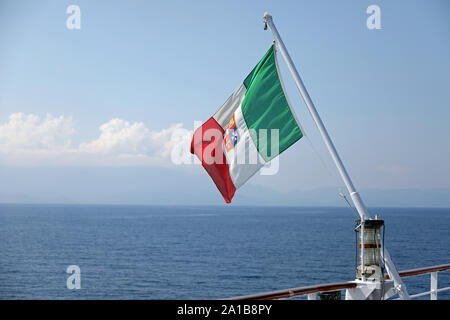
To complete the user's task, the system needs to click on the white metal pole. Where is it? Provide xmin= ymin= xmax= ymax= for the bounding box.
xmin=262 ymin=12 xmax=410 ymax=299
xmin=431 ymin=272 xmax=438 ymax=300
xmin=263 ymin=13 xmax=369 ymax=220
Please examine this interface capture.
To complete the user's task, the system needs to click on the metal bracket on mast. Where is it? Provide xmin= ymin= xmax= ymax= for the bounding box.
xmin=262 ymin=12 xmax=410 ymax=300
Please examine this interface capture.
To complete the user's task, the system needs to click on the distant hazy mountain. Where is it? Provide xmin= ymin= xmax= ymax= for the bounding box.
xmin=1 ymin=167 xmax=449 ymax=207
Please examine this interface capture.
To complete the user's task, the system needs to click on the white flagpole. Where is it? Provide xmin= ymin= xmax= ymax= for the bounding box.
xmin=262 ymin=12 xmax=410 ymax=299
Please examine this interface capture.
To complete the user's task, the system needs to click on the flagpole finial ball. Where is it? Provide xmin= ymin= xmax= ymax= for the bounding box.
xmin=263 ymin=12 xmax=272 ymax=21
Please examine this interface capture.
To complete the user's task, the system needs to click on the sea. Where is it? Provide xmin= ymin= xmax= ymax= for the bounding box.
xmin=0 ymin=204 xmax=449 ymax=300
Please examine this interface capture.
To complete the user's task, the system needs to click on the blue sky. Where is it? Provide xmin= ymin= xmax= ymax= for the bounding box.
xmin=1 ymin=0 xmax=449 ymax=206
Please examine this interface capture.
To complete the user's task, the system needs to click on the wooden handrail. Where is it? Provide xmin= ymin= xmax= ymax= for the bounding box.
xmin=226 ymin=263 xmax=450 ymax=300
xmin=225 ymin=282 xmax=357 ymax=300
xmin=385 ymin=263 xmax=450 ymax=279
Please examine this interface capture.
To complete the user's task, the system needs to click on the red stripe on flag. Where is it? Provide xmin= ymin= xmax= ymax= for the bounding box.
xmin=191 ymin=117 xmax=236 ymax=203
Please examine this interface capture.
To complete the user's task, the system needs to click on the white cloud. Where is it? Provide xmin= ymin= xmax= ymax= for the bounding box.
xmin=0 ymin=113 xmax=76 ymax=152
xmin=0 ymin=113 xmax=193 ymax=166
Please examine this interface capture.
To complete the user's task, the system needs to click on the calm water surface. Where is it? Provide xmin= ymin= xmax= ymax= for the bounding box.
xmin=0 ymin=204 xmax=448 ymax=299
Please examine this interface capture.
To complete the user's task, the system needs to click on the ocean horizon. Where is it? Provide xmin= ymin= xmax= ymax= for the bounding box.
xmin=0 ymin=203 xmax=448 ymax=300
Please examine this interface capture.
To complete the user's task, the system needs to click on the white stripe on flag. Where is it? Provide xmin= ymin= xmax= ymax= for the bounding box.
xmin=213 ymin=83 xmax=247 ymax=130
xmin=224 ymin=105 xmax=265 ymax=189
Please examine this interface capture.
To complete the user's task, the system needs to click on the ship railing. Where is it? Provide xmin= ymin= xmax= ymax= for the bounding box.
xmin=225 ymin=263 xmax=450 ymax=300
xmin=386 ymin=263 xmax=450 ymax=300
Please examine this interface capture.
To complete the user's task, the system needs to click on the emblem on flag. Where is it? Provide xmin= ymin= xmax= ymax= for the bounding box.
xmin=224 ymin=114 xmax=239 ymax=152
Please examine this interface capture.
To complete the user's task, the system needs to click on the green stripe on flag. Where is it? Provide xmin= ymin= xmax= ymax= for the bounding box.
xmin=241 ymin=45 xmax=303 ymax=162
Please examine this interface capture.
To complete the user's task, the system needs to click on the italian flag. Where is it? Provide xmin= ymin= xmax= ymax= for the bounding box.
xmin=191 ymin=45 xmax=303 ymax=203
